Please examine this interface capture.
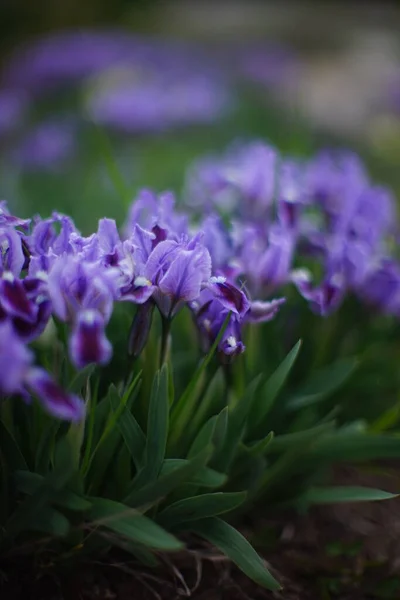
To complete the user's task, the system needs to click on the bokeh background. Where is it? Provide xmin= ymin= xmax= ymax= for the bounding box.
xmin=1 ymin=0 xmax=400 ymax=232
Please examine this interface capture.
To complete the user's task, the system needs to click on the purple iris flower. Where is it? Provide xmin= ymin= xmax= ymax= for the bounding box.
xmin=144 ymin=234 xmax=212 ymax=318
xmin=47 ymin=256 xmax=115 ymax=368
xmin=124 ymin=189 xmax=188 ymax=241
xmin=186 ymin=141 xmax=277 ymax=219
xmin=0 ymin=320 xmax=84 ymax=420
xmin=291 ymin=268 xmax=346 ymax=316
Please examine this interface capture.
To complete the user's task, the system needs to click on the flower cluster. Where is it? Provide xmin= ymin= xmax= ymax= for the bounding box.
xmin=185 ymin=141 xmax=398 ymax=317
xmin=0 ymin=189 xmax=283 ymax=420
xmin=0 ymin=31 xmax=232 ymax=170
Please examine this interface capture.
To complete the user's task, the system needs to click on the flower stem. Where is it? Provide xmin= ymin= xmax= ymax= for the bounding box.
xmin=160 ymin=317 xmax=171 ymax=367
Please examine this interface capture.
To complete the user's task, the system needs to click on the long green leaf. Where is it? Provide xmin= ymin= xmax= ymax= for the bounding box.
xmin=31 ymin=507 xmax=70 ymax=537
xmin=299 ymin=486 xmax=398 ymax=506
xmin=169 ymin=313 xmax=231 ymax=448
xmin=160 ymin=459 xmax=227 ymax=489
xmin=190 ymin=518 xmax=281 ymax=591
xmin=214 ymin=376 xmax=262 ymax=472
xmin=0 ymin=418 xmax=27 ymax=471
xmin=159 ymin=492 xmax=247 ymax=527
xmin=124 ymin=447 xmax=212 ymax=508
xmin=130 ymin=365 xmax=169 ymax=490
xmin=2 ymin=438 xmax=75 ymax=540
xmin=111 ymin=400 xmax=146 ymax=470
xmin=15 ymin=471 xmax=91 ymax=511
xmin=89 ymin=497 xmax=182 ymax=551
xmin=249 ymin=340 xmax=302 ymax=434
xmin=309 ymin=432 xmax=400 ymax=463
xmin=287 ymin=357 xmax=358 ymax=411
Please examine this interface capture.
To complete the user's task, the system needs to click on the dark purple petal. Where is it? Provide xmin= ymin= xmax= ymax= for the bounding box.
xmin=207 ymin=277 xmax=249 ymax=317
xmin=69 ymin=310 xmax=112 ymax=369
xmin=0 ymin=273 xmax=38 ymax=322
xmin=120 ymin=275 xmax=155 ymax=304
xmin=25 ymin=367 xmax=85 ymax=421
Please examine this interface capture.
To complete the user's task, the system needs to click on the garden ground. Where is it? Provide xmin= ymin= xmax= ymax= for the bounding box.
xmin=2 ymin=463 xmax=400 ymax=600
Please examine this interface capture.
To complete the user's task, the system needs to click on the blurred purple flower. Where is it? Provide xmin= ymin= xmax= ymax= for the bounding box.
xmin=0 ymin=89 xmax=28 ymax=138
xmin=0 ymin=319 xmax=84 ymax=420
xmin=12 ymin=118 xmax=77 ymax=171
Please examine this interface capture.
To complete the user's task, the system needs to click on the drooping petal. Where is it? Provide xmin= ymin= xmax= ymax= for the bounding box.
xmin=25 ymin=367 xmax=85 ymax=421
xmin=292 ymin=268 xmax=345 ymax=316
xmin=0 ymin=272 xmax=38 ymax=322
xmin=0 ymin=320 xmax=32 ymax=395
xmin=69 ymin=310 xmax=112 ymax=369
xmin=247 ymin=297 xmax=286 ymax=323
xmin=207 ymin=276 xmax=249 ymax=317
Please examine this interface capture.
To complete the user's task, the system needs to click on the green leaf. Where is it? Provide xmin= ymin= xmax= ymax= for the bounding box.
xmin=287 ymin=358 xmax=358 ymax=411
xmin=89 ymin=497 xmax=183 ymax=551
xmin=214 ymin=376 xmax=262 ymax=472
xmin=161 ymin=460 xmax=227 ymax=489
xmin=68 ymin=364 xmax=96 ymax=393
xmin=159 ymin=492 xmax=247 ymax=527
xmin=190 ymin=518 xmax=281 ymax=591
xmin=111 ymin=399 xmax=146 ymax=470
xmin=370 ymin=399 xmax=400 ymax=433
xmin=188 ymin=416 xmax=218 ymax=458
xmin=30 ymin=507 xmax=70 ymax=537
xmin=2 ymin=438 xmax=75 ymax=540
xmin=0 ymin=418 xmax=27 ymax=471
xmin=268 ymin=422 xmax=336 ymax=454
xmin=130 ymin=364 xmax=169 ymax=490
xmin=241 ymin=432 xmax=274 ymax=457
xmin=124 ymin=447 xmax=212 ymax=508
xmin=299 ymin=486 xmax=398 ymax=506
xmin=169 ymin=312 xmax=232 ymax=449
xmin=309 ymin=433 xmax=400 ymax=463
xmin=249 ymin=340 xmax=302 ymax=433
xmin=92 ymin=124 xmax=132 ymax=206
xmin=15 ymin=471 xmax=91 ymax=511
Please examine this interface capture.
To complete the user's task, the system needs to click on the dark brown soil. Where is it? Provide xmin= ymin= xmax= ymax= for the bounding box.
xmin=2 ymin=464 xmax=400 ymax=600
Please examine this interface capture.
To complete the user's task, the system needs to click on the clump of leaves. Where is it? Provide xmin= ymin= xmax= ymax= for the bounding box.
xmin=1 ymin=313 xmax=399 ymax=592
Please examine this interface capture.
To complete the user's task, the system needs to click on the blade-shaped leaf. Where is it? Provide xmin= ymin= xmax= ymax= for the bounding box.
xmin=124 ymin=447 xmax=212 ymax=508
xmin=249 ymin=340 xmax=302 ymax=434
xmin=15 ymin=471 xmax=91 ymax=511
xmin=213 ymin=376 xmax=262 ymax=473
xmin=169 ymin=313 xmax=231 ymax=449
xmin=30 ymin=507 xmax=70 ymax=537
xmin=2 ymin=438 xmax=75 ymax=540
xmin=89 ymin=497 xmax=183 ymax=551
xmin=130 ymin=364 xmax=169 ymax=490
xmin=0 ymin=418 xmax=27 ymax=471
xmin=299 ymin=486 xmax=398 ymax=506
xmin=111 ymin=399 xmax=146 ymax=470
xmin=159 ymin=492 xmax=246 ymax=527
xmin=190 ymin=518 xmax=281 ymax=591
xmin=287 ymin=358 xmax=358 ymax=411
xmin=161 ymin=459 xmax=227 ymax=489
